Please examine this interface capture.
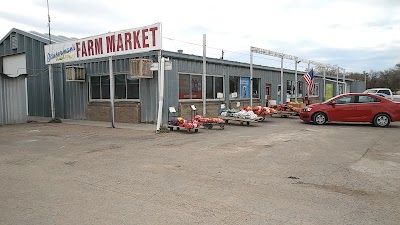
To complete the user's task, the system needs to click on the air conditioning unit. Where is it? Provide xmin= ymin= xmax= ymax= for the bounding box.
xmin=129 ymin=59 xmax=153 ymax=79
xmin=65 ymin=66 xmax=86 ymax=82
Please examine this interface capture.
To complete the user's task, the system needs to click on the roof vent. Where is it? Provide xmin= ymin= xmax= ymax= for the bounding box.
xmin=11 ymin=34 xmax=18 ymax=50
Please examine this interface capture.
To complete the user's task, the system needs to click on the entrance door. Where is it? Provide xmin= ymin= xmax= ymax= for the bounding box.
xmin=265 ymin=83 xmax=272 ymax=106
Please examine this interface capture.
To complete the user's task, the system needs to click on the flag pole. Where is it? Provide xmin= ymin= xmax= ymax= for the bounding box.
xmin=307 ymin=61 xmax=310 ymax=96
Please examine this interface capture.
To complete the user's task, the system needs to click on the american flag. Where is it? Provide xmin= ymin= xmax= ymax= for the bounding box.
xmin=303 ymin=69 xmax=314 ymax=94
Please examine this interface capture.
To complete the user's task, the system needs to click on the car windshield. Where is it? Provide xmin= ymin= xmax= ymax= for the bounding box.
xmin=364 ymin=89 xmax=378 ymax=93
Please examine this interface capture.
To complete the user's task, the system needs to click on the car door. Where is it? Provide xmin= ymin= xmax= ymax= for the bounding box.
xmin=354 ymin=95 xmax=381 ymax=122
xmin=326 ymin=95 xmax=357 ymax=122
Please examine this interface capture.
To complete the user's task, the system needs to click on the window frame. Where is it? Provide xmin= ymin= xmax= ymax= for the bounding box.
xmin=286 ymin=80 xmax=296 ymax=98
xmin=179 ymin=72 xmax=224 ymax=100
xmin=252 ymin=78 xmax=260 ymax=99
xmin=297 ymin=81 xmax=304 ymax=98
xmin=89 ymin=74 xmax=140 ymax=102
xmin=310 ymin=83 xmax=319 ymax=97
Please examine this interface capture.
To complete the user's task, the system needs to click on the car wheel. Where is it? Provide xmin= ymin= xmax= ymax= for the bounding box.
xmin=373 ymin=114 xmax=390 ymax=127
xmin=312 ymin=112 xmax=327 ymax=125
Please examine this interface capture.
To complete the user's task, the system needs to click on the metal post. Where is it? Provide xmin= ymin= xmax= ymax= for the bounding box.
xmin=156 ymin=51 xmax=163 ymax=132
xmin=250 ymin=48 xmax=253 ymax=107
xmin=343 ymin=68 xmax=346 ymax=93
xmin=336 ymin=66 xmax=339 ymax=95
xmin=25 ymin=77 xmax=28 ymax=116
xmin=294 ymin=60 xmax=298 ymax=102
xmin=280 ymin=56 xmax=284 ymax=104
xmin=46 ymin=0 xmax=51 ymax=44
xmin=202 ymin=34 xmax=206 ymax=117
xmin=323 ymin=67 xmax=326 ymax=100
xmin=47 ymin=0 xmax=55 ymax=120
xmin=48 ymin=64 xmax=55 ymax=119
xmin=109 ymin=56 xmax=115 ymax=128
xmin=156 ymin=56 xmax=165 ymax=133
xmin=307 ymin=61 xmax=310 ymax=96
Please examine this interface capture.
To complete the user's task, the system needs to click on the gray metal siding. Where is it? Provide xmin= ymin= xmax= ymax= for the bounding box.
xmin=350 ymin=80 xmax=365 ymax=93
xmin=77 ymin=54 xmax=159 ymax=123
xmin=163 ymin=59 xmax=179 ymax=124
xmin=63 ymin=78 xmax=88 ymax=119
xmin=0 ymin=75 xmax=27 ymax=125
xmin=172 ymin=57 xmax=304 ymax=105
xmin=25 ymin=38 xmax=52 ymax=117
xmin=0 ymin=33 xmax=50 ymax=117
xmin=1 ymin=31 xmax=87 ymax=119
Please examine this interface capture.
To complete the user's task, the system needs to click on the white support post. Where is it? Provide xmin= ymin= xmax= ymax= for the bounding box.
xmin=307 ymin=61 xmax=310 ymax=96
xmin=280 ymin=56 xmax=284 ymax=104
xmin=323 ymin=67 xmax=326 ymax=100
xmin=156 ymin=55 xmax=165 ymax=133
xmin=156 ymin=51 xmax=162 ymax=132
xmin=48 ymin=64 xmax=55 ymax=120
xmin=25 ymin=77 xmax=29 ymax=116
xmin=250 ymin=48 xmax=253 ymax=107
xmin=343 ymin=68 xmax=346 ymax=93
xmin=109 ymin=56 xmax=115 ymax=128
xmin=294 ymin=60 xmax=298 ymax=102
xmin=336 ymin=66 xmax=339 ymax=95
xmin=202 ymin=34 xmax=206 ymax=117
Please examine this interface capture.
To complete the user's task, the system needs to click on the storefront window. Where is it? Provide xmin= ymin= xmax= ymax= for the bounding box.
xmin=297 ymin=81 xmax=303 ymax=97
xmin=253 ymin=78 xmax=260 ymax=98
xmin=338 ymin=83 xmax=344 ymax=95
xmin=115 ymin=75 xmax=126 ymax=99
xmin=101 ymin=76 xmax=110 ymax=99
xmin=215 ymin=77 xmax=223 ymax=98
xmin=179 ymin=74 xmax=190 ymax=99
xmin=311 ymin=83 xmax=319 ymax=96
xmin=91 ymin=76 xmax=101 ymax=99
xmin=229 ymin=76 xmax=240 ymax=97
xmin=90 ymin=75 xmax=139 ymax=100
xmin=179 ymin=74 xmax=223 ymax=100
xmin=286 ymin=80 xmax=295 ymax=97
xmin=191 ymin=75 xmax=202 ymax=99
xmin=206 ymin=76 xmax=214 ymax=99
xmin=127 ymin=78 xmax=139 ymax=99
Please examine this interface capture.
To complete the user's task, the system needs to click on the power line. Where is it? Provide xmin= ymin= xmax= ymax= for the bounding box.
xmin=162 ymin=36 xmax=342 ymax=70
xmin=162 ymin=36 xmax=283 ymax=63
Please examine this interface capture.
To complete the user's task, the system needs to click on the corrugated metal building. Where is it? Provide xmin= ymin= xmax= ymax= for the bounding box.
xmin=0 ymin=73 xmax=27 ymax=125
xmin=0 ymin=28 xmax=365 ymax=125
xmin=0 ymin=28 xmax=85 ymax=119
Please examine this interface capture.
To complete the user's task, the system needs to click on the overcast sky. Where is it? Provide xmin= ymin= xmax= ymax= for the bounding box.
xmin=1 ymin=0 xmax=399 ymax=73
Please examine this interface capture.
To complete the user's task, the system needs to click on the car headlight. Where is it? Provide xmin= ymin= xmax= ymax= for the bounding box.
xmin=304 ymin=107 xmax=312 ymax=112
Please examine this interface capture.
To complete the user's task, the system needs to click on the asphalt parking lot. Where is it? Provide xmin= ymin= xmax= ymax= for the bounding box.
xmin=1 ymin=117 xmax=399 ymax=225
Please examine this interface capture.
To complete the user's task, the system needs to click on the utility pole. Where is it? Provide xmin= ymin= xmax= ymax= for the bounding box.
xmin=47 ymin=0 xmax=51 ymax=43
xmin=363 ymin=71 xmax=367 ymax=89
xmin=47 ymin=0 xmax=56 ymax=120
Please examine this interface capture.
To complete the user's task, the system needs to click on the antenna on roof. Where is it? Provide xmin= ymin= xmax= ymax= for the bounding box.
xmin=46 ymin=0 xmax=51 ymax=44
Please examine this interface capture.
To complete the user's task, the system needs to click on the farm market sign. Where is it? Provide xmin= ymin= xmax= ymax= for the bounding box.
xmin=44 ymin=23 xmax=161 ymax=64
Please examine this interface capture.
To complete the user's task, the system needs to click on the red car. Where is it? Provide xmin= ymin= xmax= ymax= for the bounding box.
xmin=299 ymin=93 xmax=400 ymax=127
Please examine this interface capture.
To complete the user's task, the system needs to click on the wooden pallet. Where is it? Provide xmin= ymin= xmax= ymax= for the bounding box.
xmin=202 ymin=122 xmax=225 ymax=130
xmin=218 ymin=116 xmax=261 ymax=126
xmin=167 ymin=125 xmax=199 ymax=133
xmin=274 ymin=111 xmax=299 ymax=118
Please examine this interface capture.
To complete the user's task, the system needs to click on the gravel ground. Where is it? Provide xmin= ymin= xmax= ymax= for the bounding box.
xmin=0 ymin=118 xmax=399 ymax=225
